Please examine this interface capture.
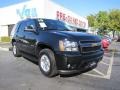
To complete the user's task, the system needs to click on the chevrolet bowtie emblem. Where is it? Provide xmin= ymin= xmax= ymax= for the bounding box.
xmin=92 ymin=43 xmax=99 ymax=47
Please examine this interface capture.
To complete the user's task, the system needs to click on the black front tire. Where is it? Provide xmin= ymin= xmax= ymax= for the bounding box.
xmin=38 ymin=49 xmax=57 ymax=77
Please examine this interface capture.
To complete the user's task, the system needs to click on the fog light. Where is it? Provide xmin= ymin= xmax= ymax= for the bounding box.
xmin=90 ymin=62 xmax=96 ymax=67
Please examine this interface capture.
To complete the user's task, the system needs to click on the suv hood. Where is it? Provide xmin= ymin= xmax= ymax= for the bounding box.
xmin=51 ymin=31 xmax=101 ymax=41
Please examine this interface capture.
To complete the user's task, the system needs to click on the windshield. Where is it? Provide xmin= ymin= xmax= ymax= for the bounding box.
xmin=69 ymin=25 xmax=87 ymax=32
xmin=37 ymin=19 xmax=72 ymax=31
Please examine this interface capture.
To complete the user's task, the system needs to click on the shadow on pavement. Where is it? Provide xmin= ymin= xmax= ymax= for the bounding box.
xmin=23 ymin=56 xmax=38 ymax=65
xmin=104 ymin=48 xmax=115 ymax=53
xmin=59 ymin=69 xmax=93 ymax=78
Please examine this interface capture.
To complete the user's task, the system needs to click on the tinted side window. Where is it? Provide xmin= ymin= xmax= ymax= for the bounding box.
xmin=17 ymin=21 xmax=27 ymax=33
xmin=25 ymin=20 xmax=36 ymax=31
xmin=10 ymin=22 xmax=20 ymax=38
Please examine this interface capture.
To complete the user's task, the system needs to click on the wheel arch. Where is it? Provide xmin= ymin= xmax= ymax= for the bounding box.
xmin=36 ymin=42 xmax=55 ymax=57
xmin=11 ymin=39 xmax=16 ymax=46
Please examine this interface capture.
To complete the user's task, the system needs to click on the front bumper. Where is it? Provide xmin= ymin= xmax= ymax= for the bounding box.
xmin=55 ymin=50 xmax=104 ymax=74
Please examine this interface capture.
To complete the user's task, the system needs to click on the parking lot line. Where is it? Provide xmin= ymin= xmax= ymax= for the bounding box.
xmin=105 ymin=50 xmax=115 ymax=79
xmin=83 ymin=50 xmax=115 ymax=79
xmin=83 ymin=73 xmax=106 ymax=79
xmin=93 ymin=69 xmax=105 ymax=76
xmin=100 ymin=61 xmax=109 ymax=66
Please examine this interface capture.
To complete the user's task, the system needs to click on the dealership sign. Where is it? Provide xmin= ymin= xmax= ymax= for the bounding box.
xmin=56 ymin=11 xmax=86 ymax=28
xmin=15 ymin=5 xmax=86 ymax=28
xmin=16 ymin=5 xmax=37 ymax=19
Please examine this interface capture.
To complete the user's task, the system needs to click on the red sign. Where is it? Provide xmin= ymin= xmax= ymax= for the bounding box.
xmin=56 ymin=11 xmax=86 ymax=28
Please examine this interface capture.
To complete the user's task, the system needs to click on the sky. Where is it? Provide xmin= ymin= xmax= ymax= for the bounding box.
xmin=0 ymin=0 xmax=120 ymax=17
xmin=53 ymin=0 xmax=120 ymax=17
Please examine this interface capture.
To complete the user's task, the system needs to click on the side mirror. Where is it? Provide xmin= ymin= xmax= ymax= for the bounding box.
xmin=25 ymin=25 xmax=35 ymax=32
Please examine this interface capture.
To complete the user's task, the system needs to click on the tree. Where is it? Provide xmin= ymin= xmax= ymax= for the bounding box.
xmin=96 ymin=11 xmax=109 ymax=29
xmin=108 ymin=9 xmax=120 ymax=37
xmin=95 ymin=11 xmax=109 ymax=35
xmin=87 ymin=9 xmax=120 ymax=37
xmin=87 ymin=14 xmax=96 ymax=27
xmin=87 ymin=14 xmax=97 ymax=33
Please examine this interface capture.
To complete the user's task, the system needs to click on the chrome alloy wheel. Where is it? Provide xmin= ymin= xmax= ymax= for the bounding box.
xmin=13 ymin=45 xmax=17 ymax=55
xmin=40 ymin=55 xmax=50 ymax=72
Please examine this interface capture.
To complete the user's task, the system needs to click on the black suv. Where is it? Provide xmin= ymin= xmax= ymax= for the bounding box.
xmin=11 ymin=18 xmax=104 ymax=77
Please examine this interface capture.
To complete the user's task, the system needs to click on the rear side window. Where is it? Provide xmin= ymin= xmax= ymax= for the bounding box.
xmin=17 ymin=21 xmax=27 ymax=33
xmin=10 ymin=23 xmax=20 ymax=38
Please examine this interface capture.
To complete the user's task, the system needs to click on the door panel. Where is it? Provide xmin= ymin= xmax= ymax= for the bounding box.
xmin=22 ymin=20 xmax=37 ymax=55
xmin=15 ymin=21 xmax=26 ymax=51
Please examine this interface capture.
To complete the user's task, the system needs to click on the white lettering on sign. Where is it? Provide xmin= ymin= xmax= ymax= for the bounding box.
xmin=56 ymin=11 xmax=86 ymax=28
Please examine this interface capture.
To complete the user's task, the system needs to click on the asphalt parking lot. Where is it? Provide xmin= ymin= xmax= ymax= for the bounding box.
xmin=0 ymin=42 xmax=120 ymax=90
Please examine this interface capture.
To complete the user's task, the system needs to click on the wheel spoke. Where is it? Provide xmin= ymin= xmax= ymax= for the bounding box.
xmin=13 ymin=45 xmax=16 ymax=55
xmin=40 ymin=55 xmax=50 ymax=72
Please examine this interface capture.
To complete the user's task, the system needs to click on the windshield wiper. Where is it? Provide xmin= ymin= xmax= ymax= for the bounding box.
xmin=46 ymin=28 xmax=58 ymax=30
xmin=45 ymin=28 xmax=71 ymax=31
xmin=65 ymin=29 xmax=71 ymax=31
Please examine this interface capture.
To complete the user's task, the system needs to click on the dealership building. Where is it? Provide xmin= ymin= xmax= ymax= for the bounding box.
xmin=0 ymin=0 xmax=88 ymax=37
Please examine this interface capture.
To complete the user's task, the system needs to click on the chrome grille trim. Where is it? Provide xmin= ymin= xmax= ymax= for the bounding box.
xmin=79 ymin=41 xmax=101 ymax=53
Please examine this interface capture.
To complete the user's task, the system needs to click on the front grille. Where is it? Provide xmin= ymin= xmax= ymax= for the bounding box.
xmin=79 ymin=40 xmax=101 ymax=53
xmin=80 ymin=40 xmax=100 ymax=44
xmin=81 ymin=45 xmax=101 ymax=53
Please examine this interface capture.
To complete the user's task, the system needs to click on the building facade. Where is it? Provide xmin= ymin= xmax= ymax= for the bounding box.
xmin=0 ymin=0 xmax=88 ymax=37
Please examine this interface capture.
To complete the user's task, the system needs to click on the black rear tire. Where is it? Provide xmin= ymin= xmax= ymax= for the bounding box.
xmin=38 ymin=49 xmax=57 ymax=77
xmin=12 ymin=42 xmax=21 ymax=57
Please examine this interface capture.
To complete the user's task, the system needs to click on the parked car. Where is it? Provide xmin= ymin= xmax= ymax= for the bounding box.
xmin=11 ymin=18 xmax=104 ymax=77
xmin=98 ymin=35 xmax=111 ymax=49
xmin=103 ymin=35 xmax=112 ymax=43
xmin=101 ymin=38 xmax=110 ymax=49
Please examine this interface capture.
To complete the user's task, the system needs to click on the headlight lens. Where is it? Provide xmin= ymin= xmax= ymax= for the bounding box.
xmin=59 ymin=39 xmax=78 ymax=51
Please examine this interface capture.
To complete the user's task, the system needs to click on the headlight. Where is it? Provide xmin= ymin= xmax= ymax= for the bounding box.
xmin=59 ymin=39 xmax=78 ymax=51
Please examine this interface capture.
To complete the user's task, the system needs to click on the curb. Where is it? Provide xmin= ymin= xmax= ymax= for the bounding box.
xmin=0 ymin=42 xmax=10 ymax=44
xmin=0 ymin=47 xmax=12 ymax=51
